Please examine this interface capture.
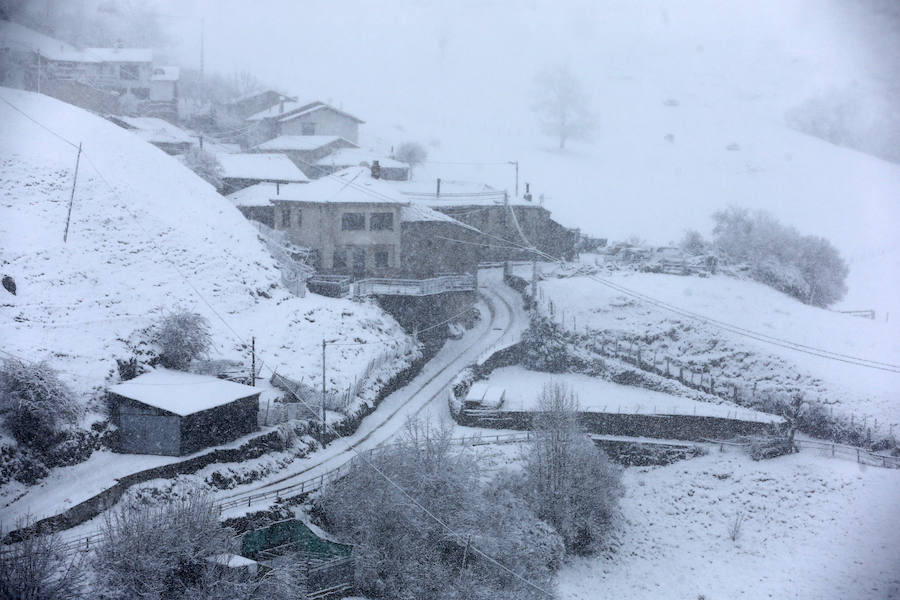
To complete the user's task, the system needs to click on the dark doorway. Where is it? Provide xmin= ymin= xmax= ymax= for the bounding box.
xmin=352 ymin=247 xmax=366 ymax=278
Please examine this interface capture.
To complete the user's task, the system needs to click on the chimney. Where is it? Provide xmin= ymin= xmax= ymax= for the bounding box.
xmin=436 ymin=178 xmax=441 ymax=197
xmin=279 ymin=99 xmax=284 ymax=114
xmin=524 ymin=182 xmax=533 ymax=202
xmin=371 ymin=160 xmax=381 ymax=180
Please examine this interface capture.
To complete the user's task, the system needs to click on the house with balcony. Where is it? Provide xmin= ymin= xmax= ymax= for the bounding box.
xmin=246 ymin=99 xmax=364 ymax=145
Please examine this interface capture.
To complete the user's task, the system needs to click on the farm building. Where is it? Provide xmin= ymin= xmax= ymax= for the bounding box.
xmin=109 ymin=369 xmax=260 ymax=456
xmin=107 ymin=116 xmax=194 ymax=155
xmin=246 ymin=99 xmax=364 ymax=145
xmin=249 ymin=135 xmax=358 ymax=177
xmin=314 ymin=148 xmax=409 ymax=180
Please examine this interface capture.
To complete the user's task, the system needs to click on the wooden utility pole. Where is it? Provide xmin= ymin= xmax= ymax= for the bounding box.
xmin=63 ymin=143 xmax=83 ymax=243
xmin=251 ymin=336 xmax=256 ymax=386
xmin=531 ymin=260 xmax=538 ymax=303
xmin=321 ymin=339 xmax=327 ymax=448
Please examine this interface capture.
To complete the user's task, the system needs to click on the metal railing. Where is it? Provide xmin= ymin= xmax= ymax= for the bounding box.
xmin=354 ymin=274 xmax=475 ymax=297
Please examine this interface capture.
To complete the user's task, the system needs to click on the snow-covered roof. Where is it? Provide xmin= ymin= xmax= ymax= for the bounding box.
xmin=207 ymin=554 xmax=259 ymax=568
xmin=0 ymin=19 xmax=86 ymax=62
xmin=274 ymin=167 xmax=408 ymax=205
xmin=219 ymin=153 xmax=309 ymax=183
xmin=110 ymin=116 xmax=194 ymax=145
xmin=253 ymin=135 xmax=357 ymax=152
xmin=110 ymin=369 xmax=261 ymax=416
xmin=401 ymin=180 xmax=537 ymax=207
xmin=400 ymin=203 xmax=479 ymax=232
xmin=151 ymin=66 xmax=180 ymax=81
xmin=227 ymin=182 xmax=280 ymax=207
xmin=246 ymin=100 xmax=364 ymax=124
xmin=85 ymin=47 xmax=152 ymax=63
xmin=316 ymin=148 xmax=407 ymax=169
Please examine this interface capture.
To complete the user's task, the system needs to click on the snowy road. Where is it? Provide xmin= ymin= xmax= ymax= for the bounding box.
xmin=56 ymin=270 xmax=528 ymax=548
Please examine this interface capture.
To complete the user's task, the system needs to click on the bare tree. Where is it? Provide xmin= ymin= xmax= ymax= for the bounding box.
xmin=532 ymin=65 xmax=595 ymax=149
xmin=394 ymin=141 xmax=428 ymax=179
xmin=183 ymin=148 xmax=224 ymax=190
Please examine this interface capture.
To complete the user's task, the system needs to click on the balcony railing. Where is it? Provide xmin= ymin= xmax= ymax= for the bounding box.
xmin=354 ymin=274 xmax=475 ymax=297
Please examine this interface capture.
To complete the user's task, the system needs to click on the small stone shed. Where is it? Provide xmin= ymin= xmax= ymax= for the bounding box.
xmin=109 ymin=369 xmax=260 ymax=456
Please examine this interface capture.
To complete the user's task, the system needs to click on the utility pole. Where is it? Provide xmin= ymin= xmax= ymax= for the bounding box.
xmin=321 ymin=339 xmax=327 ymax=448
xmin=531 ymin=259 xmax=538 ymax=303
xmin=508 ymin=160 xmax=519 ymax=199
xmin=63 ymin=143 xmax=83 ymax=243
xmin=250 ymin=336 xmax=256 ymax=386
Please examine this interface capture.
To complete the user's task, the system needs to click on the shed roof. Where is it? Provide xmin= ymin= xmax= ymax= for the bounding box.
xmin=253 ymin=135 xmax=356 ymax=152
xmin=85 ymin=47 xmax=153 ymax=62
xmin=227 ymin=182 xmax=279 ymax=207
xmin=110 ymin=369 xmax=260 ymax=416
xmin=315 ymin=148 xmax=407 ymax=169
xmin=247 ymin=100 xmax=363 ymax=124
xmin=219 ymin=153 xmax=309 ymax=183
xmin=110 ymin=116 xmax=194 ymax=145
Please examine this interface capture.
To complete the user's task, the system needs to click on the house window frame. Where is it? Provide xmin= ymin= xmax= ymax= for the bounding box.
xmin=341 ymin=212 xmax=365 ymax=231
xmin=374 ymin=248 xmax=389 ymax=268
xmin=120 ymin=64 xmax=139 ymax=81
xmin=369 ymin=212 xmax=394 ymax=231
xmin=301 ymin=122 xmax=316 ymax=135
xmin=281 ymin=207 xmax=291 ymax=228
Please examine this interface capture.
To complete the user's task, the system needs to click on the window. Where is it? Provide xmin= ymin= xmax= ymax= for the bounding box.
xmin=341 ymin=212 xmax=365 ymax=231
xmin=281 ymin=208 xmax=291 ymax=228
xmin=120 ymin=64 xmax=139 ymax=80
xmin=333 ymin=249 xmax=347 ymax=269
xmin=301 ymin=122 xmax=316 ymax=135
xmin=370 ymin=212 xmax=394 ymax=231
xmin=374 ymin=249 xmax=389 ymax=268
xmin=131 ymin=87 xmax=149 ymax=99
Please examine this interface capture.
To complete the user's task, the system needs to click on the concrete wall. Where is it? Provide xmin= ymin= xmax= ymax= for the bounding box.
xmin=274 ymin=201 xmax=402 ymax=276
xmin=120 ymin=414 xmax=181 ymax=455
xmin=400 ymin=221 xmax=479 ymax=277
xmin=375 ymin=291 xmax=475 ymax=338
xmin=279 ymin=107 xmax=360 ymax=143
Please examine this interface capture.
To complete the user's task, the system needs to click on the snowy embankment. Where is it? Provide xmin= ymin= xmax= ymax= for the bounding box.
xmin=558 ymin=450 xmax=900 ymax=600
xmin=0 ymin=87 xmax=413 ymax=411
xmin=531 ymin=269 xmax=900 ymax=434
xmin=481 ymin=366 xmax=780 ymax=424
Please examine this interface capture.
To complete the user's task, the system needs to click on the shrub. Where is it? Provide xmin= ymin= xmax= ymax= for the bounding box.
xmin=710 ymin=207 xmax=848 ymax=307
xmin=315 ymin=420 xmax=562 ymax=599
xmin=517 ymin=384 xmax=623 ymax=554
xmin=183 ymin=148 xmax=223 ymax=189
xmin=0 ymin=358 xmax=81 ymax=451
xmin=153 ymin=311 xmax=212 ymax=370
xmin=522 ymin=315 xmax=572 ymax=373
xmin=0 ymin=522 xmax=86 ymax=600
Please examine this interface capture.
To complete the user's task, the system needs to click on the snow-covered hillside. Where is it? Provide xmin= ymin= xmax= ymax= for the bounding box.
xmin=533 ymin=269 xmax=900 ymax=433
xmin=0 ymin=88 xmax=412 ymax=407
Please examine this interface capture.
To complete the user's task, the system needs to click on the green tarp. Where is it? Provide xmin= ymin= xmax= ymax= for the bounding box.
xmin=241 ymin=520 xmax=352 ymax=559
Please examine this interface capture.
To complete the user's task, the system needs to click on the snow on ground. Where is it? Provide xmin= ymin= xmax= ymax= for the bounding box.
xmin=558 ymin=449 xmax=900 ymax=600
xmin=481 ymin=366 xmax=780 ymax=424
xmin=532 ymin=270 xmax=900 ymax=433
xmin=0 ymin=88 xmax=413 ymax=407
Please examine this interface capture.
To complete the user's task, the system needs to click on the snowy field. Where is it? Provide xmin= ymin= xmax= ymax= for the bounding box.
xmin=0 ymin=88 xmax=413 ymax=407
xmin=558 ymin=450 xmax=900 ymax=600
xmin=481 ymin=366 xmax=780 ymax=424
xmin=530 ymin=270 xmax=900 ymax=433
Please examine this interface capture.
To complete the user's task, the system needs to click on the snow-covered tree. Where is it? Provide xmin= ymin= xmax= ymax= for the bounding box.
xmin=0 ymin=358 xmax=81 ymax=451
xmin=532 ymin=65 xmax=595 ymax=149
xmin=394 ymin=141 xmax=428 ymax=179
xmin=518 ymin=384 xmax=623 ymax=554
xmin=0 ymin=522 xmax=86 ymax=600
xmin=183 ymin=148 xmax=223 ymax=190
xmin=316 ymin=420 xmax=562 ymax=599
xmin=153 ymin=312 xmax=212 ymax=371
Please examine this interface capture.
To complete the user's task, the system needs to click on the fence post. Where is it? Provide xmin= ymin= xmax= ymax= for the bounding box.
xmin=856 ymin=448 xmax=860 ymax=463
xmin=832 ymin=443 xmax=835 ymax=457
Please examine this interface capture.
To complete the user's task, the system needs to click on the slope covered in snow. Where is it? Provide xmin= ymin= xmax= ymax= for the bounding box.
xmin=534 ymin=269 xmax=900 ymax=434
xmin=0 ymin=88 xmax=412 ymax=408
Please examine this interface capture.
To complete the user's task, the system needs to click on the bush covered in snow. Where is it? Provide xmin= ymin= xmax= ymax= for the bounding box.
xmin=315 ymin=421 xmax=564 ymax=600
xmin=710 ymin=207 xmax=848 ymax=307
xmin=152 ymin=312 xmax=213 ymax=371
xmin=515 ymin=384 xmax=623 ymax=554
xmin=0 ymin=522 xmax=86 ymax=600
xmin=182 ymin=147 xmax=223 ymax=189
xmin=0 ymin=358 xmax=81 ymax=452
xmin=522 ymin=315 xmax=577 ymax=373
